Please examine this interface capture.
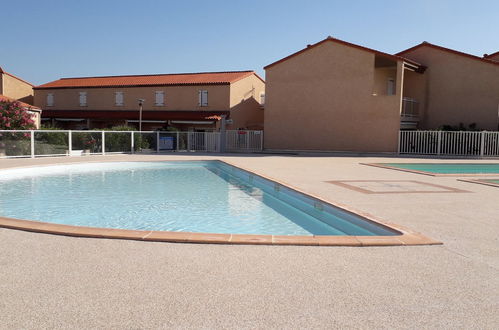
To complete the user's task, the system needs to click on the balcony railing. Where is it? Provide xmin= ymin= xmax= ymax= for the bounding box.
xmin=401 ymin=97 xmax=419 ymax=119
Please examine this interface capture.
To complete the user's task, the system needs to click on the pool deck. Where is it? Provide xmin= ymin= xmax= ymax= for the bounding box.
xmin=1 ymin=154 xmax=498 ymax=328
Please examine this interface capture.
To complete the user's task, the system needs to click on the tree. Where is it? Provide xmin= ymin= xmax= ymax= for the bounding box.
xmin=0 ymin=100 xmax=36 ymax=130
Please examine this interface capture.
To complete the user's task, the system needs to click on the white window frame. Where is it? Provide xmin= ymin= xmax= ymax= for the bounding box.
xmin=79 ymin=92 xmax=87 ymax=106
xmin=154 ymin=91 xmax=165 ymax=106
xmin=198 ymin=90 xmax=208 ymax=107
xmin=115 ymin=91 xmax=124 ymax=106
xmin=47 ymin=93 xmax=54 ymax=107
xmin=260 ymin=92 xmax=265 ymax=105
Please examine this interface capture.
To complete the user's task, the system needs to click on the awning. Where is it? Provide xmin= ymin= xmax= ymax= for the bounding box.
xmin=41 ymin=110 xmax=230 ymax=121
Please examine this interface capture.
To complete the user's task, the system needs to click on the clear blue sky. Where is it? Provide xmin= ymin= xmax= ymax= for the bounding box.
xmin=2 ymin=0 xmax=497 ymax=85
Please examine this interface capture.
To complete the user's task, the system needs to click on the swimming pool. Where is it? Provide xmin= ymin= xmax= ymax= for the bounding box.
xmin=459 ymin=178 xmax=499 ymax=188
xmin=0 ymin=161 xmax=399 ymax=237
xmin=366 ymin=163 xmax=499 ymax=175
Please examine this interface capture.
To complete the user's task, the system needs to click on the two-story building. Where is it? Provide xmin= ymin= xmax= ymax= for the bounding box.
xmin=34 ymin=70 xmax=265 ymax=131
xmin=0 ymin=66 xmax=41 ymax=127
xmin=263 ymin=36 xmax=499 ymax=152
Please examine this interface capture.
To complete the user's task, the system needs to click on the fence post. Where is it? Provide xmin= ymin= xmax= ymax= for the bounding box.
xmin=176 ymin=132 xmax=179 ymax=151
xmin=156 ymin=131 xmax=160 ymax=153
xmin=437 ymin=131 xmax=442 ymax=156
xmin=30 ymin=130 xmax=35 ymax=158
xmin=102 ymin=131 xmax=106 ymax=155
xmin=480 ymin=131 xmax=485 ymax=157
xmin=397 ymin=131 xmax=401 ymax=154
xmin=260 ymin=131 xmax=264 ymax=151
xmin=68 ymin=130 xmax=72 ymax=156
xmin=131 ymin=131 xmax=134 ymax=153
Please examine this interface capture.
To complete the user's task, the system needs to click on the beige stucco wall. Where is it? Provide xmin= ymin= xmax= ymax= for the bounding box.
xmin=228 ymin=74 xmax=265 ymax=130
xmin=34 ymin=84 xmax=231 ymax=111
xmin=264 ymin=41 xmax=402 ymax=152
xmin=1 ymin=73 xmax=34 ymax=104
xmin=402 ymin=47 xmax=499 ymax=130
xmin=402 ymin=70 xmax=428 ymax=123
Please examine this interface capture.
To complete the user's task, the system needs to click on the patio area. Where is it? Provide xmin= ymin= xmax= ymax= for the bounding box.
xmin=1 ymin=154 xmax=498 ymax=328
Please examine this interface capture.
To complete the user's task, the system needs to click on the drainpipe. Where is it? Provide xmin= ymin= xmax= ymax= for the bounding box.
xmin=219 ymin=115 xmax=227 ymax=153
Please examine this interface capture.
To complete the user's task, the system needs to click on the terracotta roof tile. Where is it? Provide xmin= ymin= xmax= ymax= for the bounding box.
xmin=397 ymin=42 xmax=499 ymax=67
xmin=264 ymin=36 xmax=423 ymax=70
xmin=35 ymin=71 xmax=263 ymax=89
xmin=0 ymin=95 xmax=41 ymax=111
xmin=0 ymin=67 xmax=35 ymax=86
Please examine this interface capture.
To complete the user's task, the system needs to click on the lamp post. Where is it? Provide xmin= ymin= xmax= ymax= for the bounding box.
xmin=137 ymin=99 xmax=145 ymax=132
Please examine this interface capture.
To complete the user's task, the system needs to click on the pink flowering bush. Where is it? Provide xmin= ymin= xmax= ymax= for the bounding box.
xmin=0 ymin=100 xmax=36 ymax=156
xmin=0 ymin=100 xmax=36 ymax=130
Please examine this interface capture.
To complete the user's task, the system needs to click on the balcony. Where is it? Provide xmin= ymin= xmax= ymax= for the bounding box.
xmin=401 ymin=97 xmax=419 ymax=129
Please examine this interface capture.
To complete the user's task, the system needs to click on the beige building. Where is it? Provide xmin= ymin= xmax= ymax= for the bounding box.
xmin=0 ymin=66 xmax=34 ymax=104
xmin=264 ymin=37 xmax=499 ymax=152
xmin=484 ymin=51 xmax=499 ymax=62
xmin=0 ymin=66 xmax=41 ymax=128
xmin=398 ymin=43 xmax=499 ymax=131
xmin=34 ymin=71 xmax=265 ymax=131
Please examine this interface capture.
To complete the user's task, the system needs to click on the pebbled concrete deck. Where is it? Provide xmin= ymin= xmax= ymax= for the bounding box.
xmin=1 ymin=154 xmax=498 ymax=329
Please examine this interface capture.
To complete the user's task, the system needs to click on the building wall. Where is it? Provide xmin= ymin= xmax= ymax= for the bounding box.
xmin=264 ymin=41 xmax=402 ymax=152
xmin=34 ymin=84 xmax=231 ymax=111
xmin=486 ymin=53 xmax=499 ymax=62
xmin=402 ymin=70 xmax=428 ymax=123
xmin=402 ymin=46 xmax=499 ymax=130
xmin=228 ymin=74 xmax=265 ymax=130
xmin=1 ymin=73 xmax=34 ymax=104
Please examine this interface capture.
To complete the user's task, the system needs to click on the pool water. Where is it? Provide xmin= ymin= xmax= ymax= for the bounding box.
xmin=383 ymin=163 xmax=499 ymax=174
xmin=0 ymin=161 xmax=398 ymax=236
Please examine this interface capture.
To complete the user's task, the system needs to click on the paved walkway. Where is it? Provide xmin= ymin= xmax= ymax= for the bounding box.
xmin=1 ymin=154 xmax=498 ymax=329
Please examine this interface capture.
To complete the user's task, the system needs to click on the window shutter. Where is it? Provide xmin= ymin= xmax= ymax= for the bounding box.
xmin=199 ymin=90 xmax=208 ymax=106
xmin=79 ymin=92 xmax=87 ymax=106
xmin=47 ymin=93 xmax=54 ymax=106
xmin=198 ymin=90 xmax=202 ymax=106
xmin=115 ymin=92 xmax=123 ymax=106
xmin=155 ymin=91 xmax=164 ymax=106
xmin=260 ymin=92 xmax=265 ymax=105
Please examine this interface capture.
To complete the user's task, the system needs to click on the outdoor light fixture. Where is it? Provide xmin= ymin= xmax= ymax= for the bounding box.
xmin=137 ymin=99 xmax=145 ymax=132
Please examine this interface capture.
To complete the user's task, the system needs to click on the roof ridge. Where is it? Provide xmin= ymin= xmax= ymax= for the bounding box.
xmin=397 ymin=42 xmax=499 ymax=67
xmin=59 ymin=70 xmax=255 ymax=80
xmin=264 ymin=36 xmax=421 ymax=70
xmin=1 ymin=69 xmax=35 ymax=86
xmin=483 ymin=50 xmax=499 ymax=58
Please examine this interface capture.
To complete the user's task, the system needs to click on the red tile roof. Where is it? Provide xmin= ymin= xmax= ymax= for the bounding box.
xmin=0 ymin=67 xmax=35 ymax=87
xmin=264 ymin=36 xmax=423 ymax=70
xmin=0 ymin=95 xmax=41 ymax=111
xmin=397 ymin=42 xmax=499 ymax=67
xmin=35 ymin=71 xmax=264 ymax=89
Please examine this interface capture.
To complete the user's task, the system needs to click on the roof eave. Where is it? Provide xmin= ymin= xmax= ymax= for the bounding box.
xmin=34 ymin=82 xmax=233 ymax=90
xmin=264 ymin=36 xmax=421 ymax=70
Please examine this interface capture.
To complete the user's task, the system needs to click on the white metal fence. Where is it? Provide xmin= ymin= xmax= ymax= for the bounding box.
xmin=399 ymin=130 xmax=499 ymax=157
xmin=0 ymin=130 xmax=263 ymax=158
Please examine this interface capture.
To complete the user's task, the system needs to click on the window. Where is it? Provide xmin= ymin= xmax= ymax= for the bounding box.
xmin=260 ymin=92 xmax=265 ymax=105
xmin=79 ymin=92 xmax=87 ymax=106
xmin=155 ymin=91 xmax=165 ymax=106
xmin=387 ymin=79 xmax=396 ymax=95
xmin=47 ymin=93 xmax=54 ymax=106
xmin=198 ymin=90 xmax=208 ymax=107
xmin=115 ymin=92 xmax=124 ymax=106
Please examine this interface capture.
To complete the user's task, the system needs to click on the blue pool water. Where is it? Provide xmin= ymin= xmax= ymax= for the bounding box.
xmin=383 ymin=163 xmax=499 ymax=174
xmin=0 ymin=161 xmax=398 ymax=236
